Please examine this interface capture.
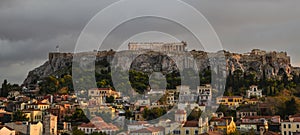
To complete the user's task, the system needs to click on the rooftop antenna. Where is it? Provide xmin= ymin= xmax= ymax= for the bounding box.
xmin=56 ymin=45 xmax=60 ymax=52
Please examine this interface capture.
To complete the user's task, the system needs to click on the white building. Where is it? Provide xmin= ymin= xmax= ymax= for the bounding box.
xmin=177 ymin=85 xmax=197 ymax=103
xmin=246 ymin=85 xmax=262 ymax=98
xmin=127 ymin=121 xmax=150 ymax=132
xmin=197 ymin=84 xmax=212 ymax=106
xmin=175 ymin=110 xmax=187 ymax=123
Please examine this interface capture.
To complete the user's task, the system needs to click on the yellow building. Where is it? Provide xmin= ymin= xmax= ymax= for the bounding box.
xmin=26 ymin=102 xmax=50 ymax=111
xmin=30 ymin=122 xmax=43 ymax=135
xmin=22 ymin=109 xmax=43 ymax=122
xmin=281 ymin=115 xmax=300 ymax=135
xmin=216 ymin=96 xmax=243 ymax=108
xmin=209 ymin=117 xmax=236 ymax=134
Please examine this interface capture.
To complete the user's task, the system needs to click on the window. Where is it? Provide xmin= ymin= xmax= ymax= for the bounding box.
xmin=186 ymin=130 xmax=189 ymax=134
xmin=284 ymin=124 xmax=286 ymax=128
xmin=288 ymin=124 xmax=291 ymax=128
xmin=195 ymin=130 xmax=198 ymax=134
xmin=297 ymin=124 xmax=300 ymax=128
xmin=284 ymin=131 xmax=286 ymax=135
xmin=173 ymin=130 xmax=180 ymax=134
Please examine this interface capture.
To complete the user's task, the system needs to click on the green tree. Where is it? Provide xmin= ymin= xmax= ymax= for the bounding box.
xmin=72 ymin=129 xmax=85 ymax=135
xmin=105 ymin=96 xmax=115 ymax=103
xmin=1 ymin=79 xmax=9 ymax=97
xmin=13 ymin=110 xmax=29 ymax=121
xmin=187 ymin=108 xmax=202 ymax=121
xmin=285 ymin=97 xmax=299 ymax=116
xmin=142 ymin=107 xmax=167 ymax=120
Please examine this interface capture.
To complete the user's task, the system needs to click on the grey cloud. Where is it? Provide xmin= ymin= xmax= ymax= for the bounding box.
xmin=0 ymin=0 xmax=300 ymax=84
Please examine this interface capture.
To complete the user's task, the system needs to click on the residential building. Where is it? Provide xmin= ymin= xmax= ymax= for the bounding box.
xmin=197 ymin=84 xmax=213 ymax=106
xmin=166 ymin=90 xmax=178 ymax=106
xmin=5 ymin=121 xmax=43 ymax=135
xmin=281 ymin=115 xmax=300 ymax=135
xmin=0 ymin=126 xmax=15 ymax=135
xmin=246 ymin=85 xmax=263 ymax=98
xmin=170 ymin=118 xmax=209 ymax=135
xmin=177 ymin=85 xmax=197 ymax=104
xmin=130 ymin=126 xmax=165 ymax=135
xmin=209 ymin=116 xmax=236 ymax=134
xmin=216 ymin=96 xmax=243 ymax=108
xmin=238 ymin=116 xmax=280 ymax=134
xmin=0 ymin=109 xmax=12 ymax=124
xmin=88 ymin=88 xmax=120 ymax=99
xmin=26 ymin=102 xmax=50 ymax=111
xmin=236 ymin=104 xmax=258 ymax=119
xmin=175 ymin=110 xmax=187 ymax=123
xmin=43 ymin=114 xmax=57 ymax=135
xmin=127 ymin=121 xmax=149 ymax=132
xmin=22 ymin=108 xmax=43 ymax=122
xmin=78 ymin=116 xmax=119 ymax=135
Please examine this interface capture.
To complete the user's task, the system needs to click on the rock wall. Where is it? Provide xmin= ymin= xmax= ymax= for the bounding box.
xmin=23 ymin=49 xmax=294 ymax=85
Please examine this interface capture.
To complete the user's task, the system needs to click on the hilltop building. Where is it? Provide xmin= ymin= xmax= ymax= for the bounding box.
xmin=246 ymin=85 xmax=263 ymax=98
xmin=128 ymin=42 xmax=187 ymax=52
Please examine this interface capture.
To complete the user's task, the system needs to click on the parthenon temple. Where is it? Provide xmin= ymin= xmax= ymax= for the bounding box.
xmin=128 ymin=41 xmax=187 ymax=52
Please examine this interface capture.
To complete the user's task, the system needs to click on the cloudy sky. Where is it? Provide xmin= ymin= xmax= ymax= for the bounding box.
xmin=0 ymin=0 xmax=300 ymax=84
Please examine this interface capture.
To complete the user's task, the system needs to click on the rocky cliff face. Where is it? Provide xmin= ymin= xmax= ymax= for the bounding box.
xmin=23 ymin=49 xmax=294 ymax=85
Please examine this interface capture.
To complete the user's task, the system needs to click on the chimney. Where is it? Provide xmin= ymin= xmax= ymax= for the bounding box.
xmin=289 ymin=117 xmax=294 ymax=122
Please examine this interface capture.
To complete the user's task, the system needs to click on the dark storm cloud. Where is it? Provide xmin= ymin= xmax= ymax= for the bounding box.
xmin=0 ymin=0 xmax=300 ymax=84
xmin=0 ymin=0 xmax=117 ymax=83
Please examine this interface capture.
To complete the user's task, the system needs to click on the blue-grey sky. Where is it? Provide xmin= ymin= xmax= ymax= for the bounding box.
xmin=0 ymin=0 xmax=300 ymax=84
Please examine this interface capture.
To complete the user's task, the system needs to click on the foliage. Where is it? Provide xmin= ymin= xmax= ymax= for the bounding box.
xmin=105 ymin=96 xmax=115 ymax=103
xmin=64 ymin=108 xmax=89 ymax=123
xmin=72 ymin=129 xmax=85 ymax=135
xmin=142 ymin=107 xmax=167 ymax=121
xmin=39 ymin=75 xmax=73 ymax=95
xmin=0 ymin=79 xmax=21 ymax=97
xmin=216 ymin=104 xmax=236 ymax=118
xmin=12 ymin=110 xmax=29 ymax=122
xmin=124 ymin=110 xmax=133 ymax=120
xmin=187 ymin=108 xmax=202 ymax=121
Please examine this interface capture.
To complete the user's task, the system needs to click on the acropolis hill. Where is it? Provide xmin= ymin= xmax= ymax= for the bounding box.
xmin=23 ymin=42 xmax=298 ymax=85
